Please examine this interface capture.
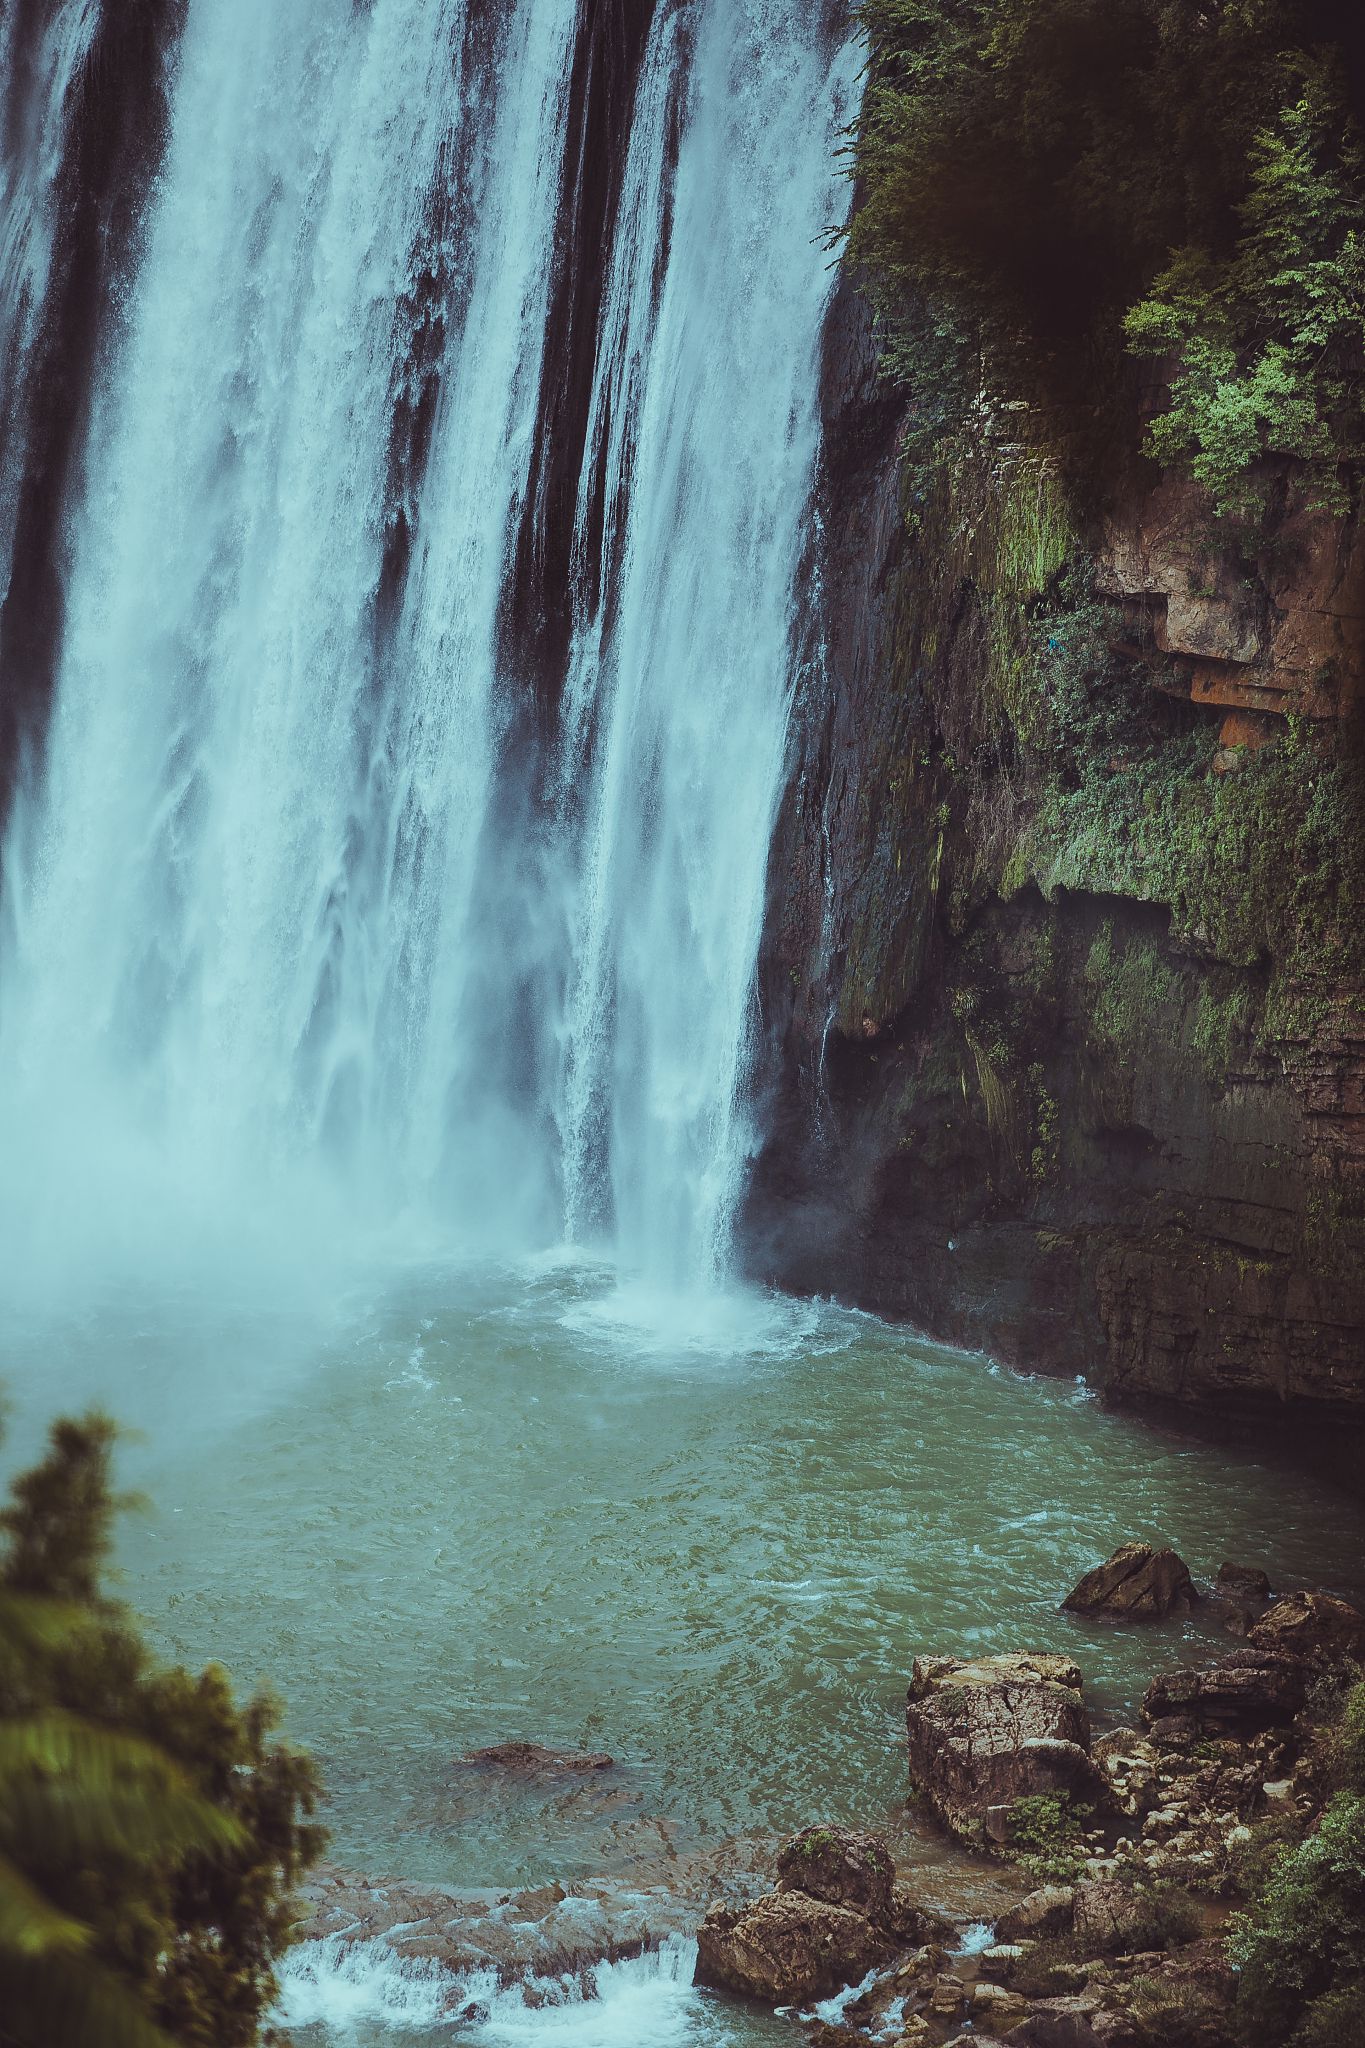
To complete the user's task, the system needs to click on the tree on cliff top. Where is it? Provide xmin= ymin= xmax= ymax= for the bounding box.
xmin=0 ymin=1414 xmax=325 ymax=2047
xmin=848 ymin=0 xmax=1365 ymax=516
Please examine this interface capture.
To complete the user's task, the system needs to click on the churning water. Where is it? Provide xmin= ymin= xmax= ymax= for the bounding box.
xmin=0 ymin=0 xmax=855 ymax=1297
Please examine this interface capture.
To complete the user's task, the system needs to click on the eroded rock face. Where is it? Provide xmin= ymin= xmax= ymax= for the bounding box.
xmin=1063 ymin=1544 xmax=1198 ymax=1622
xmin=745 ymin=285 xmax=1365 ymax=1463
xmin=906 ymin=1655 xmax=1109 ymax=1843
xmin=1247 ymin=1590 xmax=1365 ymax=1665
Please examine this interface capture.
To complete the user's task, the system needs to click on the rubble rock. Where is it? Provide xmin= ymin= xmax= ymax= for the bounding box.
xmin=1248 ymin=1591 xmax=1365 ymax=1666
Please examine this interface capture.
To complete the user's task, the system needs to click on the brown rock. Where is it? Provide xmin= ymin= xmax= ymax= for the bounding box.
xmin=1071 ymin=1880 xmax=1156 ymax=1954
xmin=906 ymin=1654 xmax=1108 ymax=1842
xmin=1007 ymin=1990 xmax=1108 ymax=2048
xmin=695 ymin=1889 xmax=898 ymax=2004
xmin=1062 ymin=1545 xmax=1197 ymax=1622
xmin=1141 ymin=1650 xmax=1306 ymax=1736
xmin=1215 ymin=1562 xmax=1271 ymax=1601
xmin=776 ymin=1825 xmax=894 ymax=1917
xmin=1248 ymin=1591 xmax=1365 ymax=1665
xmin=996 ymin=1885 xmax=1077 ymax=1943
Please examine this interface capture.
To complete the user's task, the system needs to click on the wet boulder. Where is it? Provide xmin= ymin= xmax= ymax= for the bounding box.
xmin=696 ymin=1888 xmax=898 ymax=2004
xmin=776 ymin=1824 xmax=894 ymax=1918
xmin=1215 ymin=1562 xmax=1270 ymax=1601
xmin=1248 ymin=1590 xmax=1365 ymax=1666
xmin=696 ymin=1825 xmax=951 ymax=2007
xmin=906 ymin=1654 xmax=1109 ymax=1843
xmin=1062 ymin=1545 xmax=1197 ymax=1622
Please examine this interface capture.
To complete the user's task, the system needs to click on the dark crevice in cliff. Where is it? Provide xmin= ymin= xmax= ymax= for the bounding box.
xmin=498 ymin=0 xmax=658 ymax=734
xmin=0 ymin=0 xmax=183 ymax=817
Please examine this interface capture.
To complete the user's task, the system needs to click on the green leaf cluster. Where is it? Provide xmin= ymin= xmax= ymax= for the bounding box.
xmin=1227 ymin=1681 xmax=1365 ymax=2047
xmin=0 ymin=1415 xmax=325 ymax=2048
xmin=847 ymin=0 xmax=1365 ymax=514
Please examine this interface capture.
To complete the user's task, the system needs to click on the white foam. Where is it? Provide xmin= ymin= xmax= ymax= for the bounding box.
xmin=275 ymin=1936 xmax=466 ymax=2030
xmin=277 ymin=1936 xmax=711 ymax=2045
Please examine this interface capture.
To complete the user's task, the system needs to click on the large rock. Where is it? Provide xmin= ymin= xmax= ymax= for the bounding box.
xmin=1071 ymin=1880 xmax=1158 ymax=1955
xmin=995 ymin=1884 xmax=1077 ymax=1943
xmin=696 ymin=1826 xmax=953 ymax=2007
xmin=906 ymin=1654 xmax=1108 ymax=1842
xmin=1141 ymin=1649 xmax=1307 ymax=1736
xmin=775 ymin=1825 xmax=893 ymax=1918
xmin=1062 ymin=1544 xmax=1197 ymax=1622
xmin=1248 ymin=1591 xmax=1365 ymax=1666
xmin=696 ymin=1889 xmax=898 ymax=2004
xmin=699 ymin=1835 xmax=945 ymax=2007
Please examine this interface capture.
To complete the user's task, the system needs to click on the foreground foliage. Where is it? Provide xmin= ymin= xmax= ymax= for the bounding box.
xmin=0 ymin=1416 xmax=325 ymax=2047
xmin=1228 ymin=1681 xmax=1365 ymax=2047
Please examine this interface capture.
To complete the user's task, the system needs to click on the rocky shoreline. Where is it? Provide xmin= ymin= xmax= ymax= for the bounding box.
xmin=290 ymin=1551 xmax=1365 ymax=2046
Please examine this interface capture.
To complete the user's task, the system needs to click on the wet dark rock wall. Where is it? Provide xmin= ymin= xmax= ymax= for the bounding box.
xmin=747 ymin=277 xmax=1365 ymax=1479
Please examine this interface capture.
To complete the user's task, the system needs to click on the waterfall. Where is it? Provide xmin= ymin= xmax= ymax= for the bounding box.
xmin=0 ymin=0 xmax=855 ymax=1301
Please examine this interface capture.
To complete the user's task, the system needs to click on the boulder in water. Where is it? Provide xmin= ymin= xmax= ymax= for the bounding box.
xmin=906 ymin=1654 xmax=1108 ymax=1842
xmin=1062 ymin=1544 xmax=1197 ymax=1622
xmin=1216 ymin=1561 xmax=1271 ymax=1601
xmin=696 ymin=1825 xmax=951 ymax=2006
xmin=696 ymin=1887 xmax=900 ymax=2004
xmin=1140 ymin=1648 xmax=1307 ymax=1736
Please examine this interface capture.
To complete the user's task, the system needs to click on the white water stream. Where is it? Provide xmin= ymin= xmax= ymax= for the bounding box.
xmin=0 ymin=0 xmax=855 ymax=1301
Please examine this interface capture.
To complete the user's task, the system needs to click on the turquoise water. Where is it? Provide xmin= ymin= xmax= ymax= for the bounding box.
xmin=6 ymin=1254 xmax=1362 ymax=2043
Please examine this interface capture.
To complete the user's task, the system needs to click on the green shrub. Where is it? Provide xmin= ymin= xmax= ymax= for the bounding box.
xmin=1228 ymin=1789 xmax=1365 ymax=2046
xmin=1006 ymin=1790 xmax=1092 ymax=1880
xmin=848 ymin=1 xmax=1365 ymax=518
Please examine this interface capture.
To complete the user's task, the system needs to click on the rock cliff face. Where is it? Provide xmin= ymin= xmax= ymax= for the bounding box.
xmin=745 ymin=278 xmax=1365 ymax=1477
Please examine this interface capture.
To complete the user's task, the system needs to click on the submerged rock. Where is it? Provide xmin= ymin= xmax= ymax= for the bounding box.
xmin=1062 ymin=1544 xmax=1197 ymax=1622
xmin=456 ymin=1741 xmax=614 ymax=1775
xmin=906 ymin=1654 xmax=1108 ymax=1842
